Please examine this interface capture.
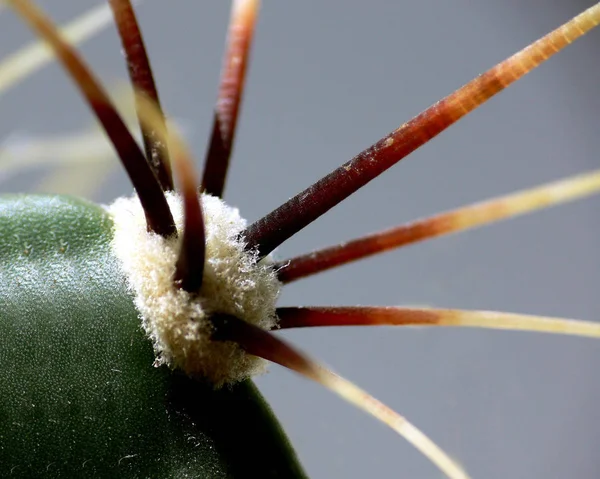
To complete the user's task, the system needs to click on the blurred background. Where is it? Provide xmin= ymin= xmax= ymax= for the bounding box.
xmin=1 ymin=1 xmax=600 ymax=477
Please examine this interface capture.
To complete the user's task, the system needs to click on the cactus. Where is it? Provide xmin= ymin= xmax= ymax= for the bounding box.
xmin=2 ymin=1 xmax=600 ymax=478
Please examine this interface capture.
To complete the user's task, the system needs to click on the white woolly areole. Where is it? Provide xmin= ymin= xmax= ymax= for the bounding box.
xmin=107 ymin=192 xmax=281 ymax=387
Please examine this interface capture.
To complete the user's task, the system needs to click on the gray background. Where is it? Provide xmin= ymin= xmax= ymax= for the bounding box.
xmin=2 ymin=1 xmax=600 ymax=477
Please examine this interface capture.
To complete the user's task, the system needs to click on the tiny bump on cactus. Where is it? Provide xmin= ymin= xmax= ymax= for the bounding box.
xmin=0 ymin=194 xmax=305 ymax=478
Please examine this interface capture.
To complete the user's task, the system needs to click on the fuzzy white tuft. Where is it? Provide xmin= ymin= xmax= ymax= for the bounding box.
xmin=108 ymin=192 xmax=281 ymax=386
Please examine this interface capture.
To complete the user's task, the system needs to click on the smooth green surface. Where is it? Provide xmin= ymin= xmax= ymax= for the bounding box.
xmin=0 ymin=194 xmax=306 ymax=478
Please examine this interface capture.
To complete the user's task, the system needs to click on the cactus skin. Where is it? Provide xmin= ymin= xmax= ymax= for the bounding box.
xmin=0 ymin=194 xmax=306 ymax=478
